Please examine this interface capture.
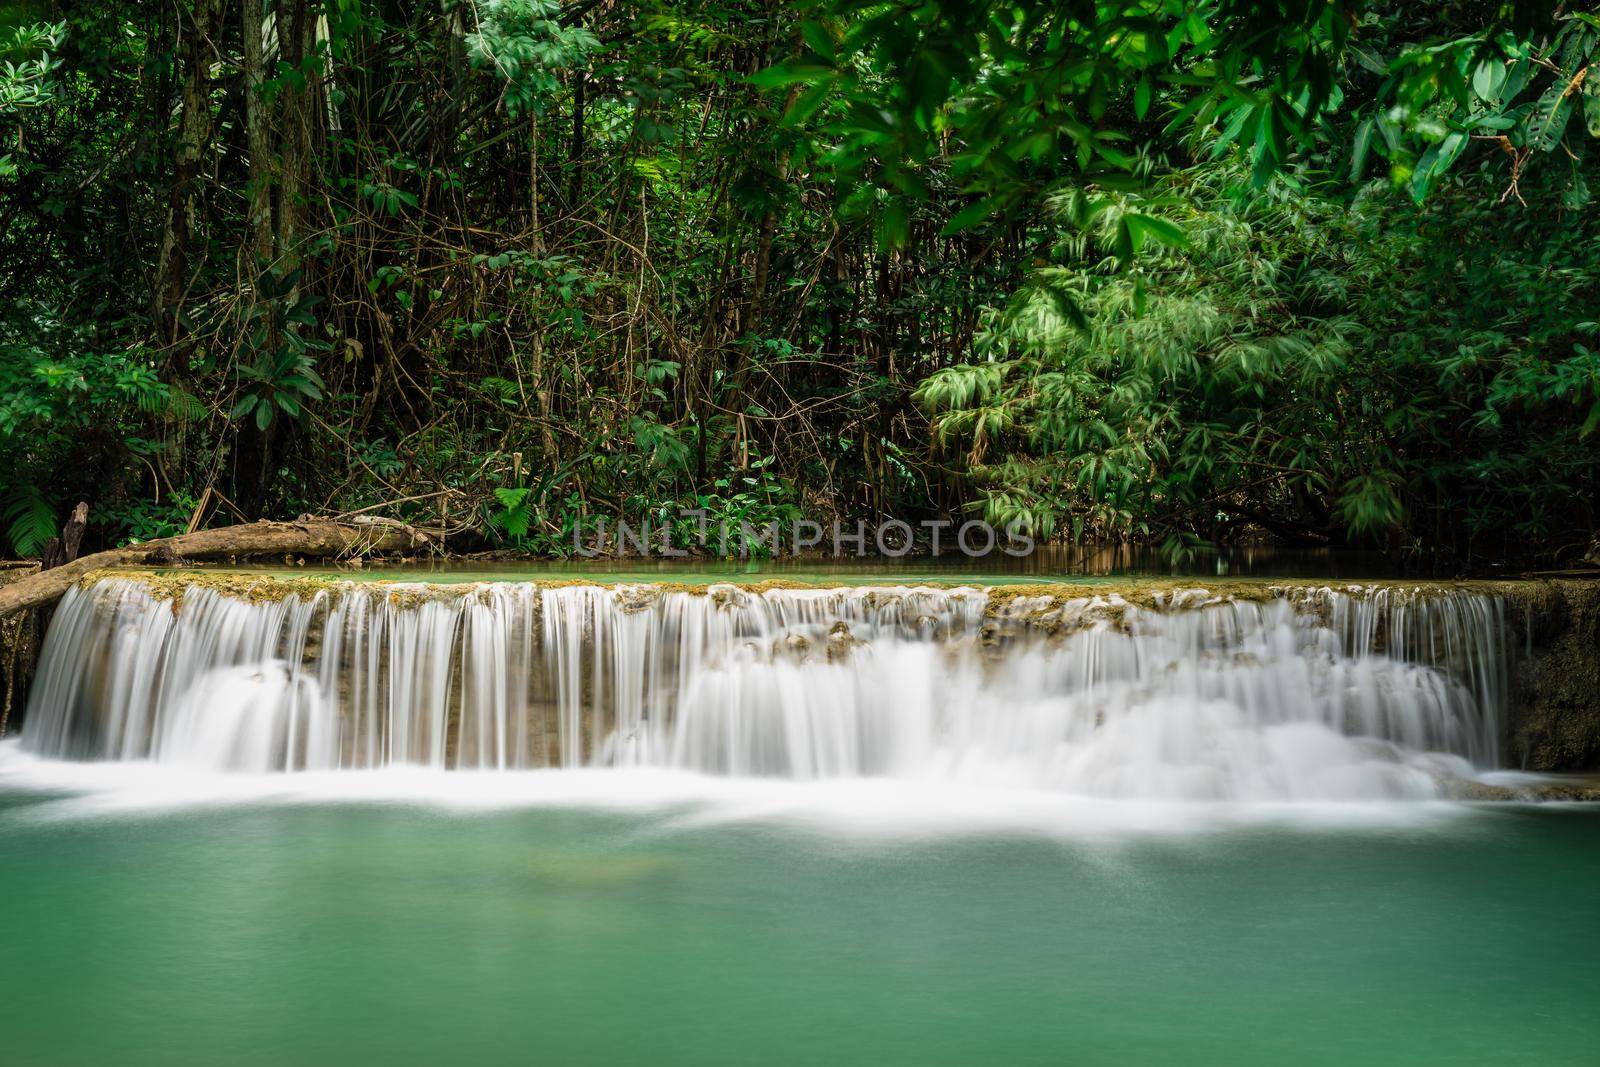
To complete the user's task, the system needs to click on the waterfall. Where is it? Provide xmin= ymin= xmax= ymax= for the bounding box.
xmin=16 ymin=576 xmax=1509 ymax=799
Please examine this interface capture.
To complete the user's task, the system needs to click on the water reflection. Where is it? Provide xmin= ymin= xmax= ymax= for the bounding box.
xmin=177 ymin=543 xmax=1424 ymax=585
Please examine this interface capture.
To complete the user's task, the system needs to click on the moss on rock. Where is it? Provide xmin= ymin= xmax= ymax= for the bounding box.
xmin=0 ymin=563 xmax=42 ymax=735
xmin=1498 ymin=580 xmax=1600 ymax=772
xmin=82 ymin=568 xmax=352 ymax=608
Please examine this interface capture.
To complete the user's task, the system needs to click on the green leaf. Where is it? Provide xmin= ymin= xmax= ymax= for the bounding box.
xmin=1114 ymin=216 xmax=1136 ymax=260
xmin=941 ymin=196 xmax=1005 ymax=235
xmin=1472 ymin=59 xmax=1508 ymax=103
xmin=1528 ymin=83 xmax=1573 ymax=152
xmin=1582 ymin=400 xmax=1600 ymax=439
xmin=1409 ymin=130 xmax=1466 ymax=202
xmin=782 ymin=79 xmax=833 ymax=127
xmin=1250 ymin=104 xmax=1278 ymax=188
xmin=1351 ymin=117 xmax=1374 ymax=180
xmin=877 ymin=200 xmax=910 ymax=251
xmin=1133 ymin=76 xmax=1153 ymax=119
xmin=1124 ymin=213 xmax=1189 ymax=250
xmin=799 ymin=21 xmax=834 ymax=62
xmin=748 ymin=60 xmax=832 ymax=90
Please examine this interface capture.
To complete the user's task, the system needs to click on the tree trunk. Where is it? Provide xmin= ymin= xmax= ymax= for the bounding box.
xmin=0 ymin=520 xmax=435 ymax=619
xmin=568 ymin=72 xmax=586 ymax=213
xmin=241 ymin=0 xmax=273 ymax=265
xmin=153 ymin=0 xmax=226 ymax=340
xmin=230 ymin=414 xmax=281 ymax=520
xmin=275 ymin=0 xmax=317 ymax=270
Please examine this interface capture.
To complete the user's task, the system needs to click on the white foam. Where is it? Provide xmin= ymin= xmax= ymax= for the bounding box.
xmin=0 ymin=739 xmax=1490 ymax=841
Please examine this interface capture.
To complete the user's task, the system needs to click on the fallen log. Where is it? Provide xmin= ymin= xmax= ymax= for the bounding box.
xmin=0 ymin=519 xmax=433 ymax=619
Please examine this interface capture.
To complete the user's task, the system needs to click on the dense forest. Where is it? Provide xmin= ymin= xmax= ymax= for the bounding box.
xmin=1 ymin=0 xmax=1597 ymax=569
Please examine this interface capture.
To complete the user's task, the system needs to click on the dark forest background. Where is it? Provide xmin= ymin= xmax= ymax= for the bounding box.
xmin=1 ymin=0 xmax=1597 ymax=568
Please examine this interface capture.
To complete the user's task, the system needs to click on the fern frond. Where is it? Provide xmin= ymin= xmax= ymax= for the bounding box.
xmin=3 ymin=487 xmax=56 ymax=557
xmin=168 ymin=388 xmax=208 ymax=422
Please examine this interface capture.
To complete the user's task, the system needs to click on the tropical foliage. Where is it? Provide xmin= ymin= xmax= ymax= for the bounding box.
xmin=919 ymin=163 xmax=1600 ymax=560
xmin=0 ymin=1 xmax=1596 ymax=569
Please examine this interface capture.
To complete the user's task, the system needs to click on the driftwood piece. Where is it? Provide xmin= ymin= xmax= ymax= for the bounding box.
xmin=0 ymin=519 xmax=432 ymax=619
xmin=59 ymin=502 xmax=88 ymax=566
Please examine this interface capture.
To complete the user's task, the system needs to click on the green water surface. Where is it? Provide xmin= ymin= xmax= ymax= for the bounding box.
xmin=1 ymin=791 xmax=1596 ymax=1066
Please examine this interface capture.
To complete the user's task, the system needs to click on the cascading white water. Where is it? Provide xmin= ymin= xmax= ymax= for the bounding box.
xmin=17 ymin=576 xmax=1508 ymax=799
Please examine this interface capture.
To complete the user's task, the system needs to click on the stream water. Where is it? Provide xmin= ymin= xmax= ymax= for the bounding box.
xmin=0 ymin=779 xmax=1596 ymax=1066
xmin=2 ymin=567 xmax=1595 ymax=1062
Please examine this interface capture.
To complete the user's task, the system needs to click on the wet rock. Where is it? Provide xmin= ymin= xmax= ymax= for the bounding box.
xmin=826 ymin=621 xmax=863 ymax=664
xmin=613 ymin=584 xmax=662 ymax=614
xmin=978 ymin=619 xmax=1007 ymax=652
xmin=1500 ymin=580 xmax=1600 ymax=773
xmin=1445 ymin=780 xmax=1520 ymax=801
xmin=0 ymin=564 xmax=42 ymax=735
xmin=1448 ymin=776 xmax=1600 ymax=802
xmin=777 ymin=632 xmax=811 ymax=664
xmin=707 ymin=583 xmax=748 ymax=610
